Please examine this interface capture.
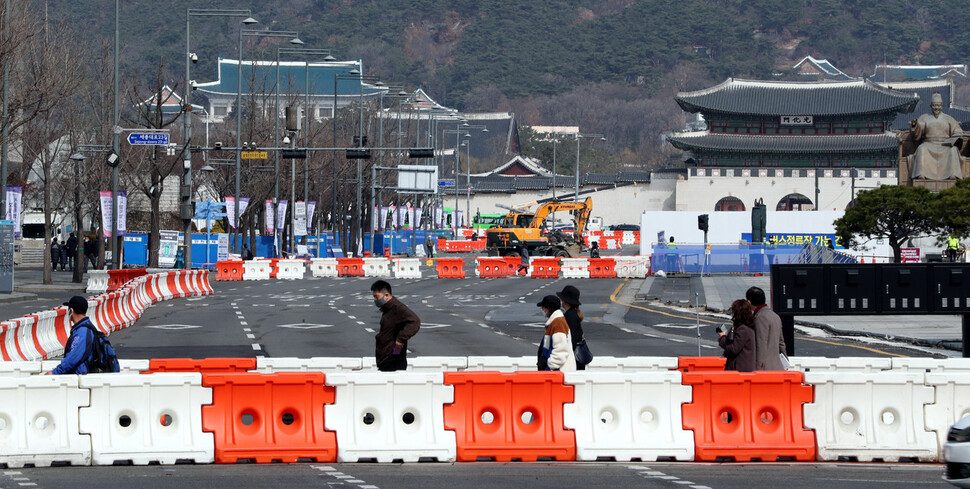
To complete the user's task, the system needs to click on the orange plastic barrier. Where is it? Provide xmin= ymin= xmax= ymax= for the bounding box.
xmin=676 ymin=356 xmax=726 ymax=373
xmin=443 ymin=371 xmax=575 ymax=462
xmin=682 ymin=371 xmax=815 ymax=462
xmin=146 ymin=357 xmax=257 ymax=373
xmin=529 ymin=257 xmax=561 ymax=279
xmin=436 ymin=258 xmax=467 ymax=278
xmin=269 ymin=258 xmax=280 ymax=278
xmin=336 ymin=258 xmax=365 ymax=277
xmin=201 ymin=372 xmax=337 ymax=463
xmin=215 ymin=261 xmax=244 ymax=281
xmin=106 ymin=268 xmax=147 ymax=292
xmin=587 ymin=258 xmax=616 ymax=278
xmin=476 ymin=258 xmax=510 ymax=278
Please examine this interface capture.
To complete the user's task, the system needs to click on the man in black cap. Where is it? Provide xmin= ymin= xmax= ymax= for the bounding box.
xmin=51 ymin=296 xmax=107 ymax=374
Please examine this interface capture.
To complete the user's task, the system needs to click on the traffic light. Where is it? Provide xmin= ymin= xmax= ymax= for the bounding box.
xmin=697 ymin=214 xmax=709 ymax=232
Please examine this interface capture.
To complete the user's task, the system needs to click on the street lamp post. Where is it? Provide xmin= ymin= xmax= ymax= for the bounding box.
xmin=70 ymin=152 xmax=85 ymax=283
xmin=184 ymin=8 xmax=253 ymax=270
xmin=236 ymin=28 xmax=302 ymax=253
xmin=575 ymin=133 xmax=605 ymax=200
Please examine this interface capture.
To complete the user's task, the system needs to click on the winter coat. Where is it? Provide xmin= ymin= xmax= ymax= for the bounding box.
xmin=52 ymin=317 xmax=97 ymax=375
xmin=375 ymin=297 xmax=421 ymax=369
xmin=65 ymin=235 xmax=78 ymax=255
xmin=538 ymin=309 xmax=576 ymax=371
xmin=563 ymin=307 xmax=584 ymax=349
xmin=719 ymin=323 xmax=756 ymax=372
xmin=84 ymin=239 xmax=96 ymax=257
xmin=753 ymin=305 xmax=786 ymax=370
xmin=50 ymin=242 xmax=61 ymax=261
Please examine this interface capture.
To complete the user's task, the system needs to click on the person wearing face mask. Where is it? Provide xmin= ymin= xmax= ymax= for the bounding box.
xmin=370 ymin=280 xmax=421 ymax=372
xmin=535 ymin=295 xmax=576 ymax=371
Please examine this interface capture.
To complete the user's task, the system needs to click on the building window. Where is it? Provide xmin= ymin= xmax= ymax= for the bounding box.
xmin=213 ymin=105 xmax=228 ymax=117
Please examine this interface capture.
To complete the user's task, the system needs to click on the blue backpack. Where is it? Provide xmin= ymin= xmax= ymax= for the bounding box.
xmin=79 ymin=323 xmax=120 ymax=373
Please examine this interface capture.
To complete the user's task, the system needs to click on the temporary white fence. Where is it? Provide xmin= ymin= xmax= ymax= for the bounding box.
xmin=789 ymin=357 xmax=892 ymax=373
xmin=613 ymin=256 xmax=649 ymax=278
xmin=79 ymin=372 xmax=214 ymax=465
xmin=561 ymin=258 xmax=590 ymax=278
xmin=255 ymin=357 xmax=363 ymax=373
xmin=309 ymin=258 xmax=339 ymax=278
xmin=363 ymin=258 xmax=392 ymax=278
xmin=242 ymin=260 xmax=272 ymax=280
xmin=564 ymin=371 xmax=693 ymax=461
xmin=275 ymin=259 xmax=306 ymax=280
xmin=0 ymin=375 xmax=91 ymax=467
xmin=804 ymin=370 xmax=938 ymax=462
xmin=324 ymin=372 xmax=456 ymax=462
xmin=86 ymin=270 xmax=109 ymax=294
xmin=394 ymin=258 xmax=423 ymax=279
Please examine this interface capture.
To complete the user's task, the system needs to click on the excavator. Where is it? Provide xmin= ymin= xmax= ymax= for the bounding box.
xmin=485 ymin=197 xmax=592 ymax=257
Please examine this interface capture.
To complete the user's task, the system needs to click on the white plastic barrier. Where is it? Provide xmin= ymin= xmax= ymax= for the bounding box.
xmin=361 ymin=356 xmax=467 ymax=372
xmin=789 ymin=357 xmax=892 ymax=373
xmin=804 ymin=371 xmax=937 ymax=461
xmin=394 ymin=258 xmax=422 ymax=279
xmin=603 ymin=239 xmax=619 ymax=250
xmin=79 ymin=372 xmax=214 ymax=465
xmin=363 ymin=258 xmax=392 ymax=278
xmin=561 ymin=258 xmax=590 ymax=279
xmin=0 ymin=375 xmax=91 ymax=467
xmin=310 ymin=258 xmax=339 ymax=278
xmin=0 ymin=360 xmax=42 ymax=376
xmin=621 ymin=232 xmax=636 ymax=245
xmin=464 ymin=356 xmax=537 ymax=372
xmin=614 ymin=256 xmax=648 ymax=278
xmin=275 ymin=259 xmax=306 ymax=280
xmin=925 ymin=372 xmax=970 ymax=457
xmin=242 ymin=260 xmax=272 ymax=281
xmin=564 ymin=371 xmax=693 ymax=461
xmin=40 ymin=359 xmax=149 ymax=374
xmin=255 ymin=357 xmax=362 ymax=372
xmin=584 ymin=356 xmax=678 ymax=372
xmin=891 ymin=358 xmax=970 ymax=372
xmin=86 ymin=270 xmax=109 ymax=294
xmin=325 ymin=372 xmax=455 ymax=462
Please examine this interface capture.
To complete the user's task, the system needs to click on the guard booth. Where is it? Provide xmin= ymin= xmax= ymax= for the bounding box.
xmin=771 ymin=263 xmax=970 ymax=357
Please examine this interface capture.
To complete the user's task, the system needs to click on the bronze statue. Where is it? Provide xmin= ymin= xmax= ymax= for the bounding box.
xmin=909 ymin=92 xmax=964 ymax=180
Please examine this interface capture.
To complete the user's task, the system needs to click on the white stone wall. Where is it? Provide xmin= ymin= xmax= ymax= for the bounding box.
xmin=675 ymin=169 xmax=898 ymax=212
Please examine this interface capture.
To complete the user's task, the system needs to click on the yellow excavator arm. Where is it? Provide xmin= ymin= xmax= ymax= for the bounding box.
xmin=528 ymin=197 xmax=593 ymax=235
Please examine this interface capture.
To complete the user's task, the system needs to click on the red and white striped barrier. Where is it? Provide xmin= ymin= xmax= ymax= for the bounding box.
xmin=0 ymin=270 xmax=212 ymax=362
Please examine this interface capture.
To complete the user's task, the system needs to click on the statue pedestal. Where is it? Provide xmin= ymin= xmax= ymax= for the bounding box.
xmin=898 ymin=131 xmax=970 ymax=190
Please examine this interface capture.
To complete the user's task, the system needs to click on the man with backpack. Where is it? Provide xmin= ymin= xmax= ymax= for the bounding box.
xmin=50 ymin=296 xmax=120 ymax=374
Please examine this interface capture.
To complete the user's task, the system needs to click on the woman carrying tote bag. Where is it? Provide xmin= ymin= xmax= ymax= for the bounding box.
xmin=558 ymin=285 xmax=592 ymax=369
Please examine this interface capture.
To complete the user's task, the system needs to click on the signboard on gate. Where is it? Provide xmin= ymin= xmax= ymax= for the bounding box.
xmin=900 ymin=248 xmax=920 ymax=263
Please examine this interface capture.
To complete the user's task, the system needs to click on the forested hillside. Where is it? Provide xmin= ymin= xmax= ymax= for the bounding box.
xmin=48 ymin=0 xmax=970 ymax=170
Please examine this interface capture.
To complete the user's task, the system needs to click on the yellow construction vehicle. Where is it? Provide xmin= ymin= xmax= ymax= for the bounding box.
xmin=485 ymin=197 xmax=592 ymax=257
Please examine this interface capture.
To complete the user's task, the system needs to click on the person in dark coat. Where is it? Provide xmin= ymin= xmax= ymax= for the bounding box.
xmin=516 ymin=244 xmax=530 ymax=275
xmin=50 ymin=240 xmax=61 ymax=271
xmin=84 ymin=236 xmax=97 ymax=270
xmin=370 ymin=280 xmax=421 ymax=372
xmin=557 ymin=285 xmax=588 ymax=370
xmin=58 ymin=239 xmax=68 ymax=271
xmin=65 ymin=233 xmax=78 ymax=271
xmin=589 ymin=241 xmax=600 ymax=259
xmin=719 ymin=299 xmax=756 ymax=372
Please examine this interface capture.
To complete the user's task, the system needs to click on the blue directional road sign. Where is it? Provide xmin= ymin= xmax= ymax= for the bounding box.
xmin=438 ymin=180 xmax=455 ymax=187
xmin=193 ymin=201 xmax=227 ymax=220
xmin=127 ymin=132 xmax=170 ymax=145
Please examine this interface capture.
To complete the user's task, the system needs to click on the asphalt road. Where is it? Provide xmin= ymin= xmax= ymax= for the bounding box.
xmin=1 ymin=462 xmax=950 ymax=489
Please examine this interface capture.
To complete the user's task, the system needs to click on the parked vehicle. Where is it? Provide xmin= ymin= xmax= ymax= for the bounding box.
xmin=610 ymin=223 xmax=640 ymax=232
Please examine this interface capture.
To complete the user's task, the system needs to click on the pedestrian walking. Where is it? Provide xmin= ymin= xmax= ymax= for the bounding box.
xmin=50 ymin=296 xmax=119 ymax=374
xmin=718 ymin=299 xmax=756 ymax=372
xmin=535 ymin=295 xmax=576 ymax=371
xmin=84 ymin=236 xmax=97 ymax=270
xmin=370 ymin=280 xmax=420 ymax=372
xmin=65 ymin=232 xmax=78 ymax=271
xmin=557 ymin=285 xmax=591 ymax=370
xmin=50 ymin=240 xmax=61 ymax=271
xmin=747 ymin=286 xmax=787 ymax=370
xmin=516 ymin=245 xmax=530 ymax=275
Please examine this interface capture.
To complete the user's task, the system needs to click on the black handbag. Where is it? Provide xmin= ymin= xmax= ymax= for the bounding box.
xmin=574 ymin=338 xmax=593 ymax=366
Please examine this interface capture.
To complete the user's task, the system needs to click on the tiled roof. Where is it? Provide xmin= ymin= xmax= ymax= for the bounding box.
xmin=793 ymin=56 xmax=852 ymax=81
xmin=617 ymin=171 xmax=651 ymax=183
xmin=667 ymin=131 xmax=900 ymax=153
xmin=873 ymin=64 xmax=967 ymax=82
xmin=676 ymin=78 xmax=918 ymax=116
xmin=584 ymin=173 xmax=619 ymax=185
xmin=195 ymin=59 xmax=385 ymax=97
xmin=513 ymin=176 xmax=551 ymax=190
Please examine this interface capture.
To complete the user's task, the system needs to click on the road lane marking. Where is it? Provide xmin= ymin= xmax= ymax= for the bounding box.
xmin=365 ymin=328 xmax=375 ymax=333
xmin=246 ymin=334 xmax=255 ymax=339
xmin=251 ymin=343 xmax=262 ymax=351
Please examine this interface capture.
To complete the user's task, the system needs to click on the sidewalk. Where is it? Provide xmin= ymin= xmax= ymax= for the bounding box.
xmin=638 ymin=275 xmax=963 ymax=352
xmin=0 ymin=265 xmax=87 ymax=303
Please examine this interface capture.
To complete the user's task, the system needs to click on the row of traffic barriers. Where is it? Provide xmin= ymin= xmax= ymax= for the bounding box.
xmin=3 ymin=355 xmax=969 ymax=466
xmin=86 ymin=268 xmax=149 ymax=294
xmin=198 ymin=256 xmax=651 ymax=283
xmin=0 ymin=270 xmax=212 ymax=362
